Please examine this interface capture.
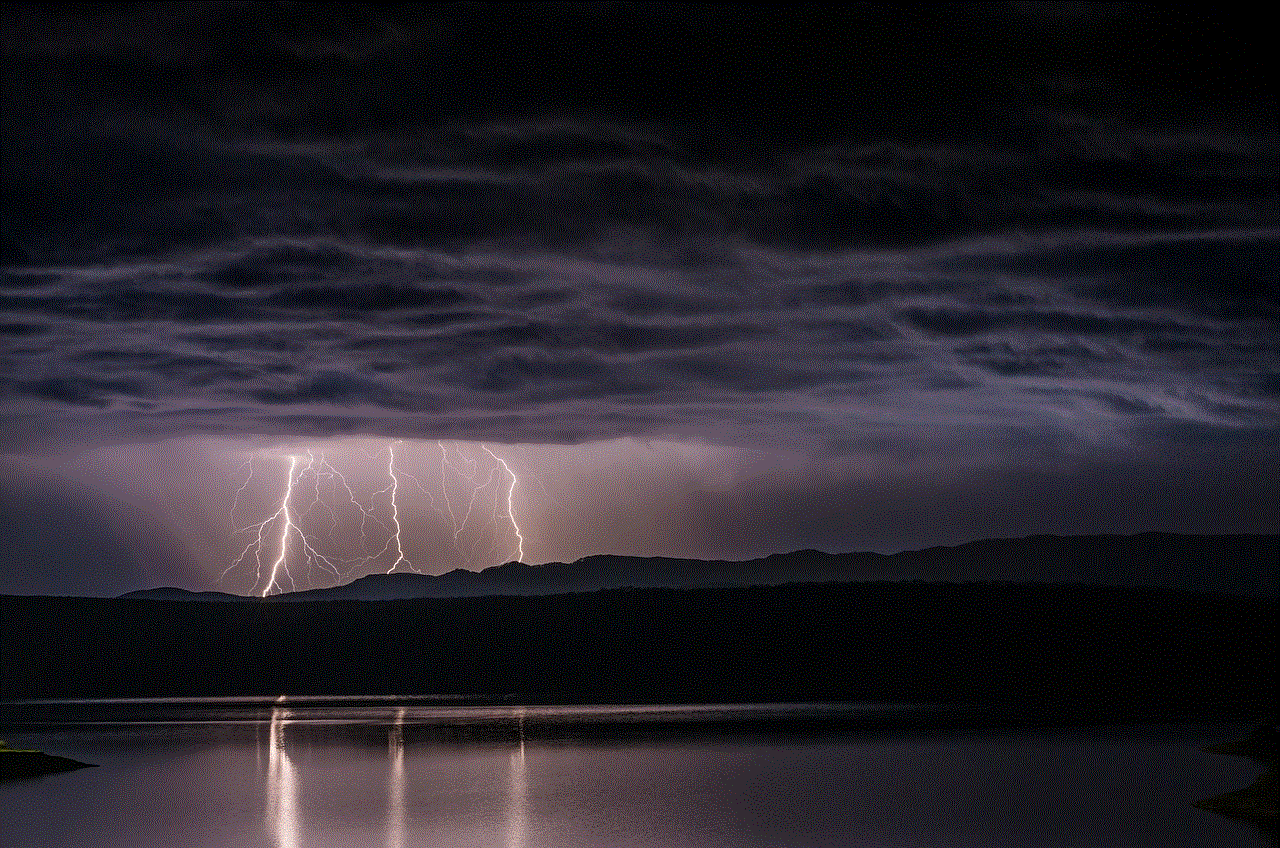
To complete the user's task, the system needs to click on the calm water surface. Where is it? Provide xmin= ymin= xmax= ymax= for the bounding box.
xmin=0 ymin=699 xmax=1267 ymax=847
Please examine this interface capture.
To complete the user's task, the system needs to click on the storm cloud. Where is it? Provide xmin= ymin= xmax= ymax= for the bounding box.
xmin=1 ymin=3 xmax=1275 ymax=591
xmin=2 ymin=222 xmax=1274 ymax=458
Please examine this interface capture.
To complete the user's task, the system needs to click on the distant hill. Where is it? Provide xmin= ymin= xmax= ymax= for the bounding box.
xmin=121 ymin=533 xmax=1278 ymax=602
xmin=119 ymin=587 xmax=243 ymax=602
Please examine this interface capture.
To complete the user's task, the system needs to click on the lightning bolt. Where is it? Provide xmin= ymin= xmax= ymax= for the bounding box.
xmin=429 ymin=441 xmax=528 ymax=566
xmin=222 ymin=453 xmax=348 ymax=595
xmin=437 ymin=441 xmax=461 ymax=540
xmin=317 ymin=454 xmax=388 ymax=546
xmin=221 ymin=455 xmax=297 ymax=592
xmin=454 ymin=465 xmax=497 ymax=543
xmin=396 ymin=466 xmax=446 ymax=525
xmin=297 ymin=450 xmax=339 ymax=533
xmin=229 ymin=459 xmax=255 ymax=524
xmin=483 ymin=446 xmax=525 ymax=563
xmin=221 ymin=439 xmax=534 ymax=594
xmin=262 ymin=455 xmax=300 ymax=596
xmin=369 ymin=444 xmax=419 ymax=574
xmin=385 ymin=445 xmax=408 ymax=573
xmin=436 ymin=440 xmax=500 ymax=557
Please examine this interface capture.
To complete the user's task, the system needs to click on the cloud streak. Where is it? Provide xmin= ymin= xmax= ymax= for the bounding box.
xmin=1 ymin=223 xmax=1275 ymax=457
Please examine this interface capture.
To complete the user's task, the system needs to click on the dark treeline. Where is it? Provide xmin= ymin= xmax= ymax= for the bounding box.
xmin=2 ymin=582 xmax=1273 ymax=718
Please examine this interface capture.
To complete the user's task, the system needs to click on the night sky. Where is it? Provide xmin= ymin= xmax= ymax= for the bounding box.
xmin=1 ymin=3 xmax=1275 ymax=596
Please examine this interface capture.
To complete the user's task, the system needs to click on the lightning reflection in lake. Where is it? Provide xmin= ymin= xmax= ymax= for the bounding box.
xmin=266 ymin=702 xmax=300 ymax=848
xmin=386 ymin=707 xmax=406 ymax=848
xmin=507 ymin=707 xmax=528 ymax=848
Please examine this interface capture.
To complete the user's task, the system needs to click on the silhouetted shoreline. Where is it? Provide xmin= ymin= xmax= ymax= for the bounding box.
xmin=3 ymin=581 xmax=1273 ymax=720
xmin=0 ymin=747 xmax=96 ymax=780
xmin=1195 ymin=726 xmax=1278 ymax=834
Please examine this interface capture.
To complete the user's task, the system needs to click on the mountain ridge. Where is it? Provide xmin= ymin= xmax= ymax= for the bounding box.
xmin=119 ymin=532 xmax=1278 ymax=601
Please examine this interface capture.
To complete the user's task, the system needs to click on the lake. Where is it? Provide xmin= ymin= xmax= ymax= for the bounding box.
xmin=0 ymin=699 xmax=1268 ymax=847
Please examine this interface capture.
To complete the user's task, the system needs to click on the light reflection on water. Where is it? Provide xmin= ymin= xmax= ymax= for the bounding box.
xmin=266 ymin=705 xmax=299 ymax=848
xmin=507 ymin=708 xmax=527 ymax=848
xmin=261 ymin=700 xmax=530 ymax=848
xmin=386 ymin=706 xmax=404 ymax=848
xmin=0 ymin=701 xmax=1271 ymax=848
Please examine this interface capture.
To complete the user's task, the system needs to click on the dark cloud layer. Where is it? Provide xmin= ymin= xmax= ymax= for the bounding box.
xmin=2 ymin=226 xmax=1273 ymax=454
xmin=0 ymin=4 xmax=1276 ymax=588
